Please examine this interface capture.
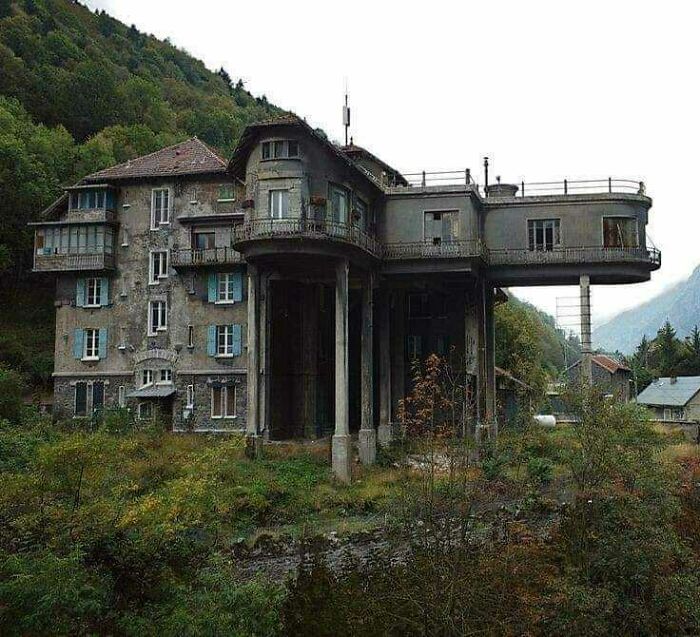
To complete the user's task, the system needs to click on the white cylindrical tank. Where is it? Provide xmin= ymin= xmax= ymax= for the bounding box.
xmin=533 ymin=414 xmax=557 ymax=428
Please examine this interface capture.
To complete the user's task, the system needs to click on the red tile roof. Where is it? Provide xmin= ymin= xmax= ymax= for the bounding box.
xmin=593 ymin=354 xmax=630 ymax=374
xmin=82 ymin=138 xmax=227 ymax=182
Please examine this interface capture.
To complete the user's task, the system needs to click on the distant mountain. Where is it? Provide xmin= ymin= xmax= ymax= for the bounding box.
xmin=593 ymin=266 xmax=700 ymax=353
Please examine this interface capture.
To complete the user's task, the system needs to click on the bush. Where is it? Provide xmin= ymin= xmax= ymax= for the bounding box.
xmin=526 ymin=457 xmax=554 ymax=485
xmin=0 ymin=366 xmax=24 ymax=424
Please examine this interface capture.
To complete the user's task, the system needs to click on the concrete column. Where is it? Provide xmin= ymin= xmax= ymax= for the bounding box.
xmin=484 ymin=285 xmax=497 ymax=438
xmin=259 ymin=272 xmax=271 ymax=440
xmin=580 ymin=274 xmax=593 ymax=384
xmin=390 ymin=290 xmax=406 ymax=424
xmin=246 ymin=264 xmax=262 ymax=455
xmin=378 ymin=290 xmax=392 ymax=445
xmin=332 ymin=259 xmax=352 ymax=482
xmin=359 ymin=271 xmax=376 ymax=464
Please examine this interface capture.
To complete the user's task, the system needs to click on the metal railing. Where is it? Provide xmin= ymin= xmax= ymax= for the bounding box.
xmin=488 ymin=245 xmax=661 ymax=267
xmin=511 ymin=178 xmax=646 ymax=198
xmin=383 ymin=239 xmax=487 ymax=261
xmin=393 ymin=169 xmax=475 ymax=188
xmin=33 ymin=251 xmax=115 ymax=272
xmin=232 ymin=218 xmax=382 ymax=257
xmin=171 ymin=247 xmax=244 ymax=267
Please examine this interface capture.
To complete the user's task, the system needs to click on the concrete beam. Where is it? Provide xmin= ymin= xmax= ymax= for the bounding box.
xmin=359 ymin=272 xmax=376 ymax=464
xmin=332 ymin=259 xmax=352 ymax=482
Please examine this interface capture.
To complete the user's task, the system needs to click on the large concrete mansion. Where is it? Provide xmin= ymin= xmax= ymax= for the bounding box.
xmin=32 ymin=114 xmax=660 ymax=479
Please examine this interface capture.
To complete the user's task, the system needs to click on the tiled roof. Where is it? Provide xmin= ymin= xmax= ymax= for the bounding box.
xmin=636 ymin=376 xmax=700 ymax=407
xmin=83 ymin=138 xmax=227 ymax=182
xmin=592 ymin=354 xmax=630 ymax=374
xmin=339 ymin=143 xmax=408 ymax=186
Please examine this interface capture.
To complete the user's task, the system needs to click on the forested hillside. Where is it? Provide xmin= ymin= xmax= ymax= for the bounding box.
xmin=0 ymin=0 xmax=283 ymax=387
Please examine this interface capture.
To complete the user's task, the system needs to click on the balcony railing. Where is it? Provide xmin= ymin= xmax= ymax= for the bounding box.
xmin=232 ymin=219 xmax=382 ymax=258
xmin=33 ymin=251 xmax=115 ymax=272
xmin=383 ymin=240 xmax=487 ymax=261
xmin=391 ymin=169 xmax=476 ymax=188
xmin=171 ymin=247 xmax=244 ymax=267
xmin=506 ymin=178 xmax=646 ymax=198
xmin=488 ymin=246 xmax=661 ymax=267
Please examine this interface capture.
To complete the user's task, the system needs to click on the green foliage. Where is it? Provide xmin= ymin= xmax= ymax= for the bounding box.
xmin=526 ymin=456 xmax=554 ymax=485
xmin=0 ymin=365 xmax=24 ymax=423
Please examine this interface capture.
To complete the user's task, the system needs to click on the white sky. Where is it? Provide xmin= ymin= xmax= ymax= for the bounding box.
xmin=86 ymin=0 xmax=697 ymax=330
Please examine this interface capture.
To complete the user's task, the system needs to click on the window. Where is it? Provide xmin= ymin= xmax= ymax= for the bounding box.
xmin=83 ymin=328 xmax=100 ymax=360
xmin=193 ymin=231 xmax=216 ymax=250
xmin=151 ymin=188 xmax=170 ymax=228
xmin=186 ymin=384 xmax=195 ymax=408
xmin=75 ymin=382 xmax=87 ymax=417
xmin=218 ymin=184 xmax=235 ymax=202
xmin=211 ymin=385 xmax=236 ymax=418
xmin=354 ymin=197 xmax=369 ymax=229
xmin=149 ymin=300 xmax=167 ymax=335
xmin=217 ymin=325 xmax=234 ymax=357
xmin=217 ymin=272 xmax=235 ymax=303
xmin=528 ymin=219 xmax=560 ymax=251
xmin=158 ymin=369 xmax=172 ymax=384
xmin=36 ymin=226 xmax=114 ymax=256
xmin=408 ymin=293 xmax=431 ymax=319
xmin=85 ymin=277 xmax=102 ymax=307
xmin=329 ymin=184 xmax=349 ymax=224
xmin=92 ymin=381 xmax=104 ymax=412
xmin=138 ymin=402 xmax=153 ymax=420
xmin=141 ymin=369 xmax=154 ymax=387
xmin=269 ymin=189 xmax=289 ymax=219
xmin=603 ymin=217 xmax=638 ymax=248
xmin=118 ymin=385 xmax=126 ymax=407
xmin=262 ymin=140 xmax=299 ymax=160
xmin=188 ymin=325 xmax=194 ymax=348
xmin=407 ymin=335 xmax=423 ymax=360
xmin=424 ymin=211 xmax=456 ymax=245
xmin=149 ymin=250 xmax=169 ymax=284
xmin=436 ymin=335 xmax=450 ymax=357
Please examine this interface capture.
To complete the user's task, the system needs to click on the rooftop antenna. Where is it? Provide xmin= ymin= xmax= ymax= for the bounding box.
xmin=343 ymin=79 xmax=351 ymax=146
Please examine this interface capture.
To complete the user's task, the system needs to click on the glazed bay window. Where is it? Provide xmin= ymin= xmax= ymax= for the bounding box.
xmin=151 ymin=188 xmax=170 ymax=228
xmin=329 ymin=184 xmax=349 ymax=224
xmin=603 ymin=217 xmax=638 ymax=248
xmin=269 ymin=189 xmax=289 ymax=219
xmin=262 ymin=140 xmax=299 ymax=160
xmin=528 ymin=218 xmax=560 ymax=251
xmin=211 ymin=385 xmax=236 ymax=419
xmin=149 ymin=250 xmax=169 ymax=284
xmin=36 ymin=225 xmax=113 ymax=256
xmin=148 ymin=300 xmax=167 ymax=335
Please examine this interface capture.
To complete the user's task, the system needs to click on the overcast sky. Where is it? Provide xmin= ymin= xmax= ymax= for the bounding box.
xmin=85 ymin=0 xmax=696 ymax=332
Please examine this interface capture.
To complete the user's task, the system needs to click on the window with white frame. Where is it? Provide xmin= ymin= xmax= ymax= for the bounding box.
xmin=218 ymin=184 xmax=235 ymax=202
xmin=138 ymin=402 xmax=153 ymax=420
xmin=261 ymin=140 xmax=299 ymax=160
xmin=83 ymin=328 xmax=99 ymax=360
xmin=158 ymin=369 xmax=172 ymax=384
xmin=527 ymin=219 xmax=560 ymax=251
xmin=148 ymin=300 xmax=167 ymax=335
xmin=141 ymin=369 xmax=154 ymax=387
xmin=211 ymin=385 xmax=236 ymax=418
xmin=217 ymin=272 xmax=235 ymax=303
xmin=149 ymin=250 xmax=168 ymax=284
xmin=186 ymin=384 xmax=194 ymax=408
xmin=151 ymin=188 xmax=170 ymax=228
xmin=85 ymin=277 xmax=102 ymax=307
xmin=216 ymin=325 xmax=234 ymax=356
xmin=269 ymin=189 xmax=289 ymax=219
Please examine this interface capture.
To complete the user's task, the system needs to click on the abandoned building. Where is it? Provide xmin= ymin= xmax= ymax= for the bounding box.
xmin=31 ymin=113 xmax=661 ymax=480
xmin=566 ymin=353 xmax=632 ymax=401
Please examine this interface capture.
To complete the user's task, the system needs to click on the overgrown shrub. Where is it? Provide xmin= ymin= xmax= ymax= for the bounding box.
xmin=0 ymin=365 xmax=24 ymax=424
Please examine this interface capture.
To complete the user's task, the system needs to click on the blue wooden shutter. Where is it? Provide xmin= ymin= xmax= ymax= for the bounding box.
xmin=76 ymin=278 xmax=85 ymax=307
xmin=208 ymin=273 xmax=217 ymax=303
xmin=232 ymin=324 xmax=242 ymax=356
xmin=232 ymin=271 xmax=243 ymax=303
xmin=207 ymin=325 xmax=217 ymax=356
xmin=73 ymin=329 xmax=84 ymax=359
xmin=98 ymin=328 xmax=107 ymax=359
xmin=100 ymin=278 xmax=109 ymax=306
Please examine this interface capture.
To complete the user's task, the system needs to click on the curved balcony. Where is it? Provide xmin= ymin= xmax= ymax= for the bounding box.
xmin=171 ymin=247 xmax=244 ymax=268
xmin=232 ymin=218 xmax=382 ymax=261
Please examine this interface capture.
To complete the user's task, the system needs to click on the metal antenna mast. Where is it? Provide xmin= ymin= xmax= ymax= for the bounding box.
xmin=343 ymin=81 xmax=351 ymax=146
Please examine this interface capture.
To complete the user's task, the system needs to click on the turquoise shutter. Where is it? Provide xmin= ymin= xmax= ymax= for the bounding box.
xmin=207 ymin=325 xmax=217 ymax=356
xmin=76 ymin=278 xmax=85 ymax=307
xmin=98 ymin=328 xmax=107 ymax=359
xmin=208 ymin=273 xmax=217 ymax=303
xmin=232 ymin=324 xmax=242 ymax=356
xmin=73 ymin=329 xmax=84 ymax=359
xmin=232 ymin=271 xmax=243 ymax=303
xmin=100 ymin=278 xmax=109 ymax=306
